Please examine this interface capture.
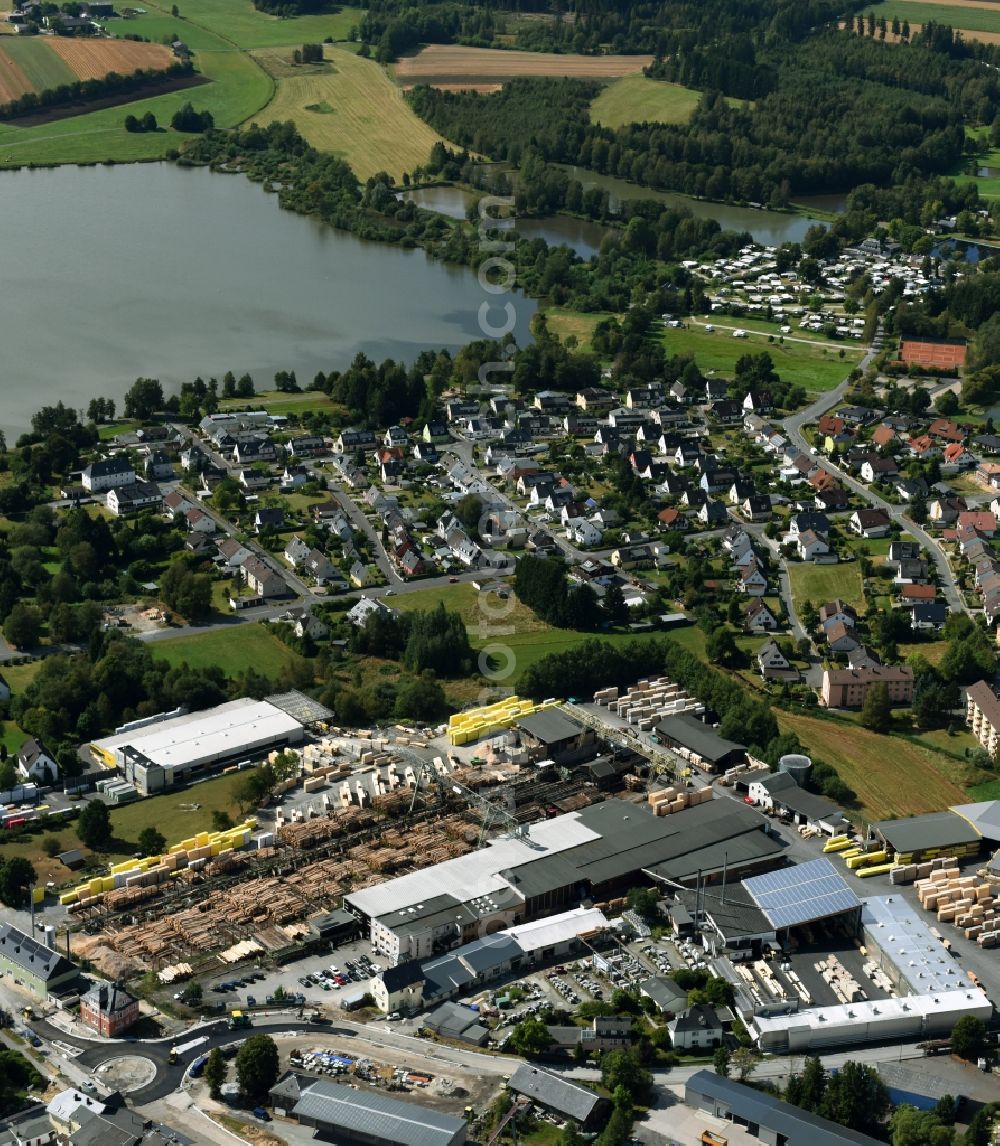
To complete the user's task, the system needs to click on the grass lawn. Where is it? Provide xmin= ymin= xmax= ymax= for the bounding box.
xmin=252 ymin=46 xmax=451 ymax=180
xmin=968 ymin=778 xmax=1000 ymax=800
xmin=167 ymin=0 xmax=362 ymax=49
xmin=590 ymin=75 xmax=702 ymax=128
xmin=898 ymin=639 xmax=950 ymax=666
xmin=777 ymin=709 xmax=973 ymax=820
xmin=544 ymin=307 xmax=605 ymax=354
xmin=218 ymin=388 xmax=343 ymax=417
xmin=661 ymin=324 xmax=862 ymax=394
xmin=869 ymin=0 xmax=1000 ymax=37
xmin=151 ymin=622 xmax=301 ymax=676
xmin=0 ymin=770 xmax=256 ymax=888
xmin=787 ymin=561 xmax=865 ymax=614
xmin=0 ymin=660 xmax=44 ymax=694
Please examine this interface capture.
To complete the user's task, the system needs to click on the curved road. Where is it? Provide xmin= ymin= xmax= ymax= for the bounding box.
xmin=781 ymin=359 xmax=969 ymax=618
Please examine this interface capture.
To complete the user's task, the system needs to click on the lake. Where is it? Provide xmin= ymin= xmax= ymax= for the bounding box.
xmin=556 ymin=166 xmax=835 ymax=245
xmin=402 ymin=186 xmax=610 ymax=259
xmin=0 ymin=164 xmax=536 ymax=436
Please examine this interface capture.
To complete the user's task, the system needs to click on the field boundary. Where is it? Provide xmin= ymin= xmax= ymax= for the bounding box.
xmin=0 ymin=70 xmax=207 ymax=126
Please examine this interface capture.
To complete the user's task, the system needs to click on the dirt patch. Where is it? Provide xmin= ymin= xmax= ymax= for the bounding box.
xmin=47 ymin=37 xmax=173 ymax=81
xmin=400 ymin=81 xmax=503 ymax=93
xmin=394 ymin=44 xmax=652 ymax=86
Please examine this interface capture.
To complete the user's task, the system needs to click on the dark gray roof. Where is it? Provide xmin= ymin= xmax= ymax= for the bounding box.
xmin=421 ymin=952 xmax=476 ymax=996
xmin=517 ymin=708 xmax=585 ymax=746
xmin=508 ymin=798 xmax=769 ymax=899
xmin=874 ymin=810 xmax=982 ymax=852
xmin=672 ymin=1003 xmax=721 ymax=1033
xmin=423 ymin=1001 xmax=490 ymax=1044
xmin=380 ymin=959 xmax=425 ymax=992
xmin=678 ymin=882 xmax=774 ymax=940
xmin=457 ymin=933 xmax=521 ymax=973
xmin=292 ymin=1080 xmax=466 ymax=1146
xmin=0 ymin=923 xmax=75 ymax=982
xmin=686 ymin=1070 xmax=883 ymax=1146
xmin=656 ymin=714 xmax=745 ymax=762
xmin=645 ymin=826 xmax=784 ymax=883
xmin=509 ymin=1064 xmax=605 ymax=1122
xmin=83 ymin=981 xmax=135 ymax=1016
xmin=638 ymin=976 xmax=689 ymax=1011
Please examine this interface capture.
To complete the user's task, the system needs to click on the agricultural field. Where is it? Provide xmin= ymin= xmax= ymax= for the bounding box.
xmin=218 ymin=387 xmax=344 ymax=417
xmin=144 ymin=0 xmax=363 ymax=50
xmin=776 ymin=710 xmax=973 ymax=819
xmin=787 ymin=560 xmax=866 ymax=614
xmin=253 ymin=46 xmax=450 ymax=180
xmin=660 ymin=322 xmax=862 ymax=393
xmin=151 ymin=622 xmax=302 ymax=677
xmin=394 ymin=44 xmax=653 ymax=88
xmin=590 ymin=75 xmax=702 ymax=128
xmin=868 ymin=0 xmax=1000 ymax=41
xmin=47 ymin=37 xmax=173 ymax=81
xmin=0 ymin=38 xmax=74 ymax=100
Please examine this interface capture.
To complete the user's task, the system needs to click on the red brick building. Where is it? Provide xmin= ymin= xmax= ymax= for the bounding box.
xmin=79 ymin=982 xmax=139 ymax=1038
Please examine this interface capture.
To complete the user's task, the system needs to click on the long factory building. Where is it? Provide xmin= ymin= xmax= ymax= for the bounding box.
xmin=90 ymin=697 xmax=305 ymax=795
xmin=345 ymin=797 xmax=784 ymax=966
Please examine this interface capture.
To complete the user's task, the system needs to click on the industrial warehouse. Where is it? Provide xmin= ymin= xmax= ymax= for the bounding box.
xmin=90 ymin=697 xmax=306 ymax=795
xmin=346 ymin=797 xmax=787 ymax=966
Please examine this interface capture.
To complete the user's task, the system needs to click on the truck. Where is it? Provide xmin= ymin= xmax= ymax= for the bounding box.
xmin=189 ymin=1054 xmax=208 ymax=1078
xmin=228 ymin=1010 xmax=252 ymax=1030
xmin=919 ymin=1038 xmax=952 ymax=1057
xmin=701 ymin=1132 xmax=728 ymax=1146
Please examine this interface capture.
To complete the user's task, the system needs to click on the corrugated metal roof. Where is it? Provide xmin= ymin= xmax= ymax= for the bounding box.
xmin=744 ymin=858 xmax=859 ymax=930
xmin=874 ymin=811 xmax=981 ymax=853
xmin=686 ymin=1070 xmax=883 ymax=1145
xmin=291 ymin=1080 xmax=465 ymax=1146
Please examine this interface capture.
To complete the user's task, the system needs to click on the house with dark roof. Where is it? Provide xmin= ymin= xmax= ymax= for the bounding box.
xmin=81 ymin=455 xmax=135 ymax=493
xmin=0 ymin=923 xmax=76 ymax=998
xmin=668 ymin=1003 xmax=722 ymax=1050
xmin=372 ymin=959 xmax=425 ymax=1015
xmin=79 ymin=982 xmax=139 ymax=1037
xmin=18 ymin=737 xmax=58 ymax=784
xmin=508 ymin=1064 xmax=609 ymax=1131
xmin=850 ymin=508 xmax=891 ymax=538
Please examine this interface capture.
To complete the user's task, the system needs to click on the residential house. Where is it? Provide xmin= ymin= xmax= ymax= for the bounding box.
xmin=825 ymin=620 xmax=860 ymax=654
xmin=162 ymin=490 xmax=196 ymax=518
xmin=850 ymin=508 xmax=891 ymax=538
xmin=657 ymin=507 xmax=687 ymax=531
xmin=576 ymin=387 xmax=614 ymax=412
xmin=241 ymin=556 xmax=287 ymax=598
xmin=347 ymin=597 xmax=399 ymax=628
xmin=710 ymin=399 xmax=743 ymax=424
xmin=738 ymin=565 xmax=768 ymax=596
xmin=797 ymin=529 xmax=829 ymax=561
xmin=930 ymin=496 xmax=966 ymax=524
xmin=611 ymin=546 xmax=654 ymax=571
xmin=908 ymin=435 xmax=941 ymax=461
xmin=567 ymin=519 xmax=603 ymax=548
xmin=819 ymin=599 xmax=857 ymax=629
xmin=958 ymin=510 xmax=997 ymax=537
xmin=899 ymin=583 xmax=938 ymax=605
xmin=744 ymin=599 xmax=778 ymax=633
xmin=254 ymin=507 xmax=285 ymax=533
xmin=871 ymin=424 xmax=899 ymax=448
xmin=942 ymin=443 xmax=976 ymax=472
xmin=861 ymin=457 xmax=899 ymax=484
xmin=789 ymin=511 xmax=829 ymax=537
xmin=18 ymin=738 xmax=58 ymax=784
xmin=705 ymin=378 xmax=729 ymax=402
xmin=106 ymin=481 xmax=162 ymax=517
xmin=886 ymin=541 xmax=920 ymax=566
xmin=284 ymin=536 xmax=312 ymax=569
xmin=82 ymin=456 xmax=135 ymax=493
xmin=910 ymin=602 xmax=948 ymax=631
xmin=668 ymin=1004 xmax=722 ymax=1050
xmin=742 ymin=494 xmax=772 ymax=522
xmin=818 ymin=414 xmax=845 ymax=437
xmin=928 ymin=418 xmax=968 ymax=444
xmin=183 ymin=507 xmax=215 ymax=535
xmin=423 ymin=422 xmax=450 ymax=444
xmin=758 ymin=639 xmax=799 ymax=682
xmin=815 ymin=487 xmax=850 ymax=512
xmin=280 ymin=464 xmax=309 ymax=491
xmin=288 ymin=435 xmax=325 ymax=457
xmin=699 ymin=499 xmax=728 ymax=526
xmin=742 ymin=390 xmax=773 ymax=415
xmin=143 ymin=449 xmax=173 ymax=480
xmin=232 ymin=437 xmax=277 ymax=465
xmin=335 ymin=427 xmax=377 ymax=453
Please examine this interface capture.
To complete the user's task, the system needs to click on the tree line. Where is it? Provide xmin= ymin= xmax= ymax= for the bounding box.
xmin=0 ymin=61 xmax=193 ymax=120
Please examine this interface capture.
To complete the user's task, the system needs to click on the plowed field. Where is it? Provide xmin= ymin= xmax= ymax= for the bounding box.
xmin=395 ymin=45 xmax=652 ymax=87
xmin=47 ymin=37 xmax=173 ymax=81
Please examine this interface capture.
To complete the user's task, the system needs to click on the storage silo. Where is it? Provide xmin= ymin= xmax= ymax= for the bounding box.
xmin=778 ymin=754 xmax=812 ymax=786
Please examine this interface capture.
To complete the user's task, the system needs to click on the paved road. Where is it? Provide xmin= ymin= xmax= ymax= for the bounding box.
xmin=780 ymin=350 xmax=969 ymax=618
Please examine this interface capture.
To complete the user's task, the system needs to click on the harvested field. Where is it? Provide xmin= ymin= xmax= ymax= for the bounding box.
xmin=255 ymin=46 xmax=451 ymax=180
xmin=47 ymin=37 xmax=173 ymax=81
xmin=0 ymin=44 xmax=30 ymax=104
xmin=394 ymin=45 xmax=653 ymax=87
xmin=0 ymin=37 xmax=74 ymax=94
